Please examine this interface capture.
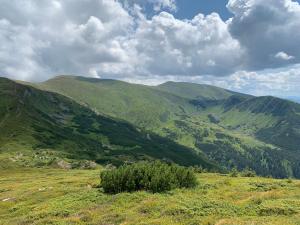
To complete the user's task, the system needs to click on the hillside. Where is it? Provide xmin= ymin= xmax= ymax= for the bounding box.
xmin=38 ymin=76 xmax=198 ymax=128
xmin=36 ymin=76 xmax=300 ymax=178
xmin=155 ymin=81 xmax=239 ymax=100
xmin=0 ymin=77 xmax=216 ymax=169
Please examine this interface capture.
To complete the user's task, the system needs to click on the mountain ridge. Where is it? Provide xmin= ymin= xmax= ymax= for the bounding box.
xmin=0 ymin=77 xmax=217 ymax=169
xmin=1 ymin=75 xmax=299 ymax=177
xmin=27 ymin=75 xmax=300 ymax=178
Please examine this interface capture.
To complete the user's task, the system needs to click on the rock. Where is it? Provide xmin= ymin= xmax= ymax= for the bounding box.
xmin=2 ymin=197 xmax=16 ymax=202
xmin=57 ymin=160 xmax=72 ymax=169
xmin=80 ymin=161 xmax=97 ymax=169
xmin=105 ymin=164 xmax=116 ymax=170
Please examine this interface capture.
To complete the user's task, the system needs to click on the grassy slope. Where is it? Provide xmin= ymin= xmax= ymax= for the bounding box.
xmin=0 ymin=77 xmax=216 ymax=169
xmin=155 ymin=81 xmax=237 ymax=100
xmin=37 ymin=76 xmax=300 ymax=178
xmin=0 ymin=168 xmax=299 ymax=225
xmin=38 ymin=76 xmax=197 ymax=128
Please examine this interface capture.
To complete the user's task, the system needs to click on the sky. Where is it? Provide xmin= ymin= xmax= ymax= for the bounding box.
xmin=0 ymin=0 xmax=300 ymax=97
xmin=174 ymin=0 xmax=233 ymax=20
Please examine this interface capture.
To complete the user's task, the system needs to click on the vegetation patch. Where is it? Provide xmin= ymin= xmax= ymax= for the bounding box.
xmin=258 ymin=207 xmax=297 ymax=216
xmin=100 ymin=161 xmax=198 ymax=194
xmin=250 ymin=182 xmax=287 ymax=192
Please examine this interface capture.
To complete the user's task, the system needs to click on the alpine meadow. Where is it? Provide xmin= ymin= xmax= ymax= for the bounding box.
xmin=1 ymin=0 xmax=300 ymax=224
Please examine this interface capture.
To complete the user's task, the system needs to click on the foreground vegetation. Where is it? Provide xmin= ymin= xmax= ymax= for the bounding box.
xmin=1 ymin=168 xmax=299 ymax=225
xmin=100 ymin=161 xmax=197 ymax=193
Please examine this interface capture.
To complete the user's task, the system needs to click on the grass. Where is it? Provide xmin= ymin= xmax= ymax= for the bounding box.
xmin=1 ymin=168 xmax=299 ymax=225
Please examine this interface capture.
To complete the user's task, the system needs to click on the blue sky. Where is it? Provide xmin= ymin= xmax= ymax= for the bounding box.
xmin=175 ymin=0 xmax=233 ymax=20
xmin=174 ymin=0 xmax=300 ymax=20
xmin=142 ymin=0 xmax=233 ymax=20
xmin=1 ymin=0 xmax=300 ymax=97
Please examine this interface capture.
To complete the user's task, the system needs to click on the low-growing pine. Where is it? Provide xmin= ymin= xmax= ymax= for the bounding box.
xmin=100 ymin=161 xmax=198 ymax=194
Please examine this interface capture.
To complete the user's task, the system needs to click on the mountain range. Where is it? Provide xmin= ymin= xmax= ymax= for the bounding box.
xmin=1 ymin=75 xmax=299 ymax=178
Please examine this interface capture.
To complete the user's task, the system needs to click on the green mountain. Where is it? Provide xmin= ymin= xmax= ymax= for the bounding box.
xmin=38 ymin=76 xmax=198 ymax=129
xmin=156 ymin=81 xmax=237 ymax=100
xmin=35 ymin=75 xmax=300 ymax=178
xmin=0 ymin=77 xmax=216 ymax=169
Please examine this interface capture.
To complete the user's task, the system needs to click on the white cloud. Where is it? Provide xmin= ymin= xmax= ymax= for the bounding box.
xmin=123 ymin=0 xmax=177 ymax=12
xmin=214 ymin=65 xmax=300 ymax=97
xmin=275 ymin=52 xmax=295 ymax=61
xmin=150 ymin=0 xmax=177 ymax=11
xmin=227 ymin=0 xmax=300 ymax=69
xmin=0 ymin=0 xmax=244 ymax=81
xmin=0 ymin=0 xmax=133 ymax=81
xmin=0 ymin=0 xmax=300 ymax=97
xmin=124 ymin=64 xmax=300 ymax=97
xmin=125 ymin=12 xmax=243 ymax=77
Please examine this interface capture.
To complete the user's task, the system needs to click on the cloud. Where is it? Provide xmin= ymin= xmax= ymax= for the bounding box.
xmin=0 ymin=0 xmax=244 ymax=81
xmin=211 ymin=64 xmax=300 ymax=97
xmin=122 ymin=0 xmax=177 ymax=12
xmin=0 ymin=0 xmax=133 ymax=81
xmin=0 ymin=0 xmax=300 ymax=97
xmin=116 ymin=11 xmax=243 ymax=78
xmin=124 ymin=64 xmax=300 ymax=97
xmin=275 ymin=52 xmax=295 ymax=61
xmin=227 ymin=0 xmax=300 ymax=70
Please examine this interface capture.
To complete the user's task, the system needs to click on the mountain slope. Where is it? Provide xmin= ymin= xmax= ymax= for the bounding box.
xmin=192 ymin=95 xmax=300 ymax=150
xmin=0 ymin=77 xmax=216 ymax=169
xmin=38 ymin=76 xmax=198 ymax=128
xmin=36 ymin=75 xmax=300 ymax=178
xmin=155 ymin=81 xmax=240 ymax=100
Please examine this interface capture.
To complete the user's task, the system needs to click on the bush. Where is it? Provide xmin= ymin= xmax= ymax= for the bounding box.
xmin=100 ymin=161 xmax=198 ymax=194
xmin=229 ymin=168 xmax=239 ymax=177
xmin=241 ymin=168 xmax=256 ymax=177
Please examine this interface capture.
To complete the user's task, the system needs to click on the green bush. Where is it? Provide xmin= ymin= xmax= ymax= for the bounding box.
xmin=100 ymin=161 xmax=198 ymax=194
xmin=229 ymin=168 xmax=239 ymax=177
xmin=241 ymin=168 xmax=256 ymax=177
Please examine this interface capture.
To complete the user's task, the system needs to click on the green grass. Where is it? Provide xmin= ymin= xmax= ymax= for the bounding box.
xmin=0 ymin=168 xmax=299 ymax=225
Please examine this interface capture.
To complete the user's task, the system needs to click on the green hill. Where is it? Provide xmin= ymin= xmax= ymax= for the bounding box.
xmin=35 ymin=75 xmax=300 ymax=178
xmin=37 ymin=76 xmax=199 ymax=129
xmin=0 ymin=77 xmax=216 ymax=169
xmin=155 ymin=81 xmax=239 ymax=100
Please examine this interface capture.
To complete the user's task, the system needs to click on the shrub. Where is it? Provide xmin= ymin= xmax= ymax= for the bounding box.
xmin=229 ymin=168 xmax=239 ymax=177
xmin=240 ymin=168 xmax=256 ymax=177
xmin=192 ymin=165 xmax=204 ymax=173
xmin=100 ymin=161 xmax=198 ymax=194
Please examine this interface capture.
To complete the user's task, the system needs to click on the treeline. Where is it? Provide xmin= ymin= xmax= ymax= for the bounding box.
xmin=196 ymin=140 xmax=296 ymax=178
xmin=100 ymin=161 xmax=198 ymax=194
